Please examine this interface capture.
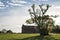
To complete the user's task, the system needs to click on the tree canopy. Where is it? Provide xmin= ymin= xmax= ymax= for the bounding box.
xmin=26 ymin=4 xmax=57 ymax=36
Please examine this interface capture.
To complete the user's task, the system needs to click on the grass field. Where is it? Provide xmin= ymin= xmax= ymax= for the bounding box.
xmin=0 ymin=33 xmax=60 ymax=40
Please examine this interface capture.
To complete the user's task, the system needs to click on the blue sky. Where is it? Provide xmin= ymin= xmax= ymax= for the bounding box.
xmin=0 ymin=0 xmax=60 ymax=33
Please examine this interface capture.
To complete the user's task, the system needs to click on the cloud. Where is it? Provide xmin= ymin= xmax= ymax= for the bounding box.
xmin=8 ymin=0 xmax=27 ymax=7
xmin=51 ymin=0 xmax=60 ymax=6
xmin=0 ymin=2 xmax=5 ymax=7
xmin=8 ymin=2 xmax=24 ymax=6
xmin=46 ymin=6 xmax=60 ymax=15
xmin=0 ymin=6 xmax=30 ymax=33
xmin=0 ymin=0 xmax=27 ymax=9
xmin=33 ymin=0 xmax=49 ymax=1
xmin=0 ymin=1 xmax=6 ymax=9
xmin=11 ymin=0 xmax=27 ymax=3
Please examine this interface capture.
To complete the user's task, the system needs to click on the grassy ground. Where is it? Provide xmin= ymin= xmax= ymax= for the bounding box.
xmin=0 ymin=33 xmax=60 ymax=40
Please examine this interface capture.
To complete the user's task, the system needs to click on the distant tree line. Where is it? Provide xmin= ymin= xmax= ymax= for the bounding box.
xmin=0 ymin=29 xmax=13 ymax=33
xmin=51 ymin=25 xmax=60 ymax=33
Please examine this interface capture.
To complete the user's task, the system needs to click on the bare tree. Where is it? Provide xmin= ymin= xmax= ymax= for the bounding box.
xmin=26 ymin=4 xmax=56 ymax=36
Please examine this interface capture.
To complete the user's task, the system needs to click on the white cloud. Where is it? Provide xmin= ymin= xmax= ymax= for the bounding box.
xmin=0 ymin=6 xmax=30 ymax=33
xmin=46 ymin=6 xmax=60 ymax=15
xmin=0 ymin=0 xmax=28 ymax=9
xmin=7 ymin=0 xmax=27 ymax=7
xmin=0 ymin=2 xmax=5 ymax=7
xmin=11 ymin=0 xmax=27 ymax=3
xmin=0 ymin=1 xmax=6 ymax=9
xmin=33 ymin=0 xmax=48 ymax=1
xmin=19 ymin=1 xmax=27 ymax=3
xmin=8 ymin=3 xmax=24 ymax=6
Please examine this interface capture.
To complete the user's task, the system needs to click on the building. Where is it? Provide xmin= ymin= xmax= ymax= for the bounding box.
xmin=22 ymin=24 xmax=39 ymax=33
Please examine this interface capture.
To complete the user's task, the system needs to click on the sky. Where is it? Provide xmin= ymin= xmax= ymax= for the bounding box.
xmin=0 ymin=0 xmax=60 ymax=33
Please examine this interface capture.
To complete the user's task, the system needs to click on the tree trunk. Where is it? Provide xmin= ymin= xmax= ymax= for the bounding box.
xmin=40 ymin=28 xmax=49 ymax=36
xmin=38 ymin=26 xmax=49 ymax=36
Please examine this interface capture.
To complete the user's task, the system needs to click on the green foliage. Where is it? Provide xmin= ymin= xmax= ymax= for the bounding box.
xmin=0 ymin=31 xmax=2 ymax=33
xmin=52 ymin=25 xmax=60 ymax=33
xmin=26 ymin=19 xmax=34 ymax=24
xmin=7 ymin=30 xmax=13 ymax=33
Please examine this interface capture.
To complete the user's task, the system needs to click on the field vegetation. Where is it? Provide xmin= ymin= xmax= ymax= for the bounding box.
xmin=0 ymin=33 xmax=60 ymax=40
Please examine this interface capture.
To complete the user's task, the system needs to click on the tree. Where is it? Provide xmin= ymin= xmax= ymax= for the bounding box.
xmin=1 ymin=29 xmax=7 ymax=33
xmin=0 ymin=31 xmax=2 ymax=33
xmin=26 ymin=4 xmax=56 ymax=36
xmin=7 ymin=30 xmax=13 ymax=33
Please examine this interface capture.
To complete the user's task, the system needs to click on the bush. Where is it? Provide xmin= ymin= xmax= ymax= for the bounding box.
xmin=0 ymin=31 xmax=2 ymax=33
xmin=7 ymin=30 xmax=13 ymax=33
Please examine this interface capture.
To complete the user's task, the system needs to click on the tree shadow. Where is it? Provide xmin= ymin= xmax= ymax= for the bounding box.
xmin=10 ymin=35 xmax=60 ymax=40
